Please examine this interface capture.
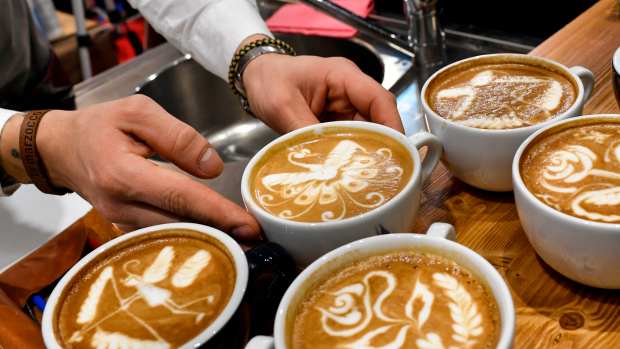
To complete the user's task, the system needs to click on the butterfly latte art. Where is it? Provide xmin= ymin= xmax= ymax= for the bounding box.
xmin=521 ymin=123 xmax=620 ymax=223
xmin=54 ymin=230 xmax=235 ymax=349
xmin=251 ymin=128 xmax=413 ymax=222
xmin=427 ymin=62 xmax=576 ymax=129
xmin=290 ymin=252 xmax=500 ymax=349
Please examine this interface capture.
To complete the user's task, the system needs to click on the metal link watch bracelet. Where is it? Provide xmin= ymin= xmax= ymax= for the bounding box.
xmin=228 ymin=38 xmax=296 ymax=116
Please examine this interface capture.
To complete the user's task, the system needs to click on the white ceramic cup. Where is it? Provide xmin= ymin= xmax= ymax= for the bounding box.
xmin=41 ymin=223 xmax=249 ymax=349
xmin=241 ymin=120 xmax=442 ymax=266
xmin=513 ymin=114 xmax=620 ymax=289
xmin=245 ymin=222 xmax=515 ymax=349
xmin=422 ymin=53 xmax=595 ymax=192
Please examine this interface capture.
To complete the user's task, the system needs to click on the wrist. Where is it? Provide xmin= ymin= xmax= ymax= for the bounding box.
xmin=0 ymin=113 xmax=29 ymax=183
xmin=36 ymin=110 xmax=75 ymax=190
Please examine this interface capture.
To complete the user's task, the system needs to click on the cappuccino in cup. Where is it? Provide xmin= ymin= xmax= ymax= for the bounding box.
xmin=290 ymin=251 xmax=500 ymax=349
xmin=243 ymin=223 xmax=516 ymax=349
xmin=43 ymin=224 xmax=249 ymax=349
xmin=250 ymin=128 xmax=413 ymax=223
xmin=426 ymin=61 xmax=577 ymax=130
xmin=521 ymin=122 xmax=620 ymax=223
xmin=421 ymin=53 xmax=594 ymax=191
xmin=242 ymin=121 xmax=443 ymax=266
xmin=513 ymin=115 xmax=620 ymax=288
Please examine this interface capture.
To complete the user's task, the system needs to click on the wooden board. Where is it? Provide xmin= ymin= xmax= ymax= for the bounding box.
xmin=413 ymin=0 xmax=620 ymax=347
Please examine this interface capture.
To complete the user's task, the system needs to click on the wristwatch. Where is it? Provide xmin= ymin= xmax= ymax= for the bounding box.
xmin=228 ymin=38 xmax=296 ymax=116
xmin=233 ymin=45 xmax=289 ymax=97
xmin=0 ymin=108 xmax=19 ymax=195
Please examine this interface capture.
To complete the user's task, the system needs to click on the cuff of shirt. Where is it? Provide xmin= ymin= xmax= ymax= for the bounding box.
xmin=130 ymin=0 xmax=272 ymax=81
xmin=187 ymin=0 xmax=273 ymax=80
xmin=0 ymin=108 xmax=21 ymax=196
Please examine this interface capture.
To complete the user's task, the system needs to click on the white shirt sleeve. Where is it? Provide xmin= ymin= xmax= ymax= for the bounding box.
xmin=127 ymin=0 xmax=273 ymax=80
xmin=0 ymin=107 xmax=20 ymax=196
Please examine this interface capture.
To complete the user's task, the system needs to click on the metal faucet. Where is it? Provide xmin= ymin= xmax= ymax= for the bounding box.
xmin=297 ymin=0 xmax=446 ymax=68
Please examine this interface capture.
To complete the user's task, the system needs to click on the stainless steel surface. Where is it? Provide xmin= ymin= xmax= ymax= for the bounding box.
xmin=135 ymin=33 xmax=388 ymax=163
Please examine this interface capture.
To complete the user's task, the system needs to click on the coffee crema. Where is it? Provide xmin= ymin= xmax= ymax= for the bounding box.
xmin=521 ymin=122 xmax=620 ymax=223
xmin=54 ymin=229 xmax=236 ymax=349
xmin=427 ymin=62 xmax=576 ymax=129
xmin=251 ymin=128 xmax=413 ymax=223
xmin=290 ymin=251 xmax=500 ymax=349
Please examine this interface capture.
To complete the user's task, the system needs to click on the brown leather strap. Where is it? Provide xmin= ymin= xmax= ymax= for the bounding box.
xmin=19 ymin=110 xmax=71 ymax=195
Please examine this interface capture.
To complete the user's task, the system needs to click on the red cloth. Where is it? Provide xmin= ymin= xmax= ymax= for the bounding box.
xmin=266 ymin=0 xmax=374 ymax=38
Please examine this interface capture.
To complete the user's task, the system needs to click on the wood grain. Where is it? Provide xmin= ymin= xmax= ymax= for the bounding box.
xmin=413 ymin=1 xmax=620 ymax=347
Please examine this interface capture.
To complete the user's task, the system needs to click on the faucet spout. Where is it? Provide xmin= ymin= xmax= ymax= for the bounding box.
xmin=298 ymin=0 xmax=446 ymax=69
xmin=404 ymin=0 xmax=446 ymax=68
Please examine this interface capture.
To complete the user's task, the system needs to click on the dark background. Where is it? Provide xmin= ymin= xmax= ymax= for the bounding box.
xmin=376 ymin=0 xmax=598 ymax=45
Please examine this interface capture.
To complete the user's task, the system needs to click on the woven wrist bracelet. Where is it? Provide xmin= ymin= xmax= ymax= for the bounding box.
xmin=19 ymin=110 xmax=72 ymax=195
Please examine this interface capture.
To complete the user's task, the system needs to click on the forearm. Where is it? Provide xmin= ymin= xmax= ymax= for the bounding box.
xmin=0 ymin=113 xmax=29 ymax=183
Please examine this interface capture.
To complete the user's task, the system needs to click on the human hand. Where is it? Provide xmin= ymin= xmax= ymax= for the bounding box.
xmin=30 ymin=95 xmax=260 ymax=238
xmin=242 ymin=53 xmax=403 ymax=134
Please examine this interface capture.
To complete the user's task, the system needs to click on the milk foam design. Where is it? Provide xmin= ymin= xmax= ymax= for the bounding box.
xmin=436 ymin=70 xmax=564 ymax=129
xmin=68 ymin=246 xmax=214 ymax=348
xmin=256 ymin=140 xmax=404 ymax=221
xmin=315 ymin=271 xmax=483 ymax=349
xmin=535 ymin=129 xmax=620 ymax=222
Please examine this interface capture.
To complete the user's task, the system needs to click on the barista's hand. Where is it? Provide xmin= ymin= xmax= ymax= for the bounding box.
xmin=243 ymin=53 xmax=404 ymax=134
xmin=34 ymin=95 xmax=260 ymax=238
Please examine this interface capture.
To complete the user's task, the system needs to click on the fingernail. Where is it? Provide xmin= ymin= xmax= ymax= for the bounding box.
xmin=232 ymin=225 xmax=258 ymax=240
xmin=199 ymin=148 xmax=221 ymax=174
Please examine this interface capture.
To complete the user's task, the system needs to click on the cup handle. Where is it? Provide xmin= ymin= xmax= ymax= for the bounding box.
xmin=407 ymin=131 xmax=442 ymax=184
xmin=569 ymin=66 xmax=594 ymax=102
xmin=245 ymin=336 xmax=275 ymax=349
xmin=425 ymin=222 xmax=456 ymax=241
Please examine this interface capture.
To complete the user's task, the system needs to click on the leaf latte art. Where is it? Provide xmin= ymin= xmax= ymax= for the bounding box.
xmin=521 ymin=124 xmax=620 ymax=223
xmin=291 ymin=252 xmax=500 ymax=349
xmin=251 ymin=129 xmax=413 ymax=222
xmin=55 ymin=231 xmax=236 ymax=349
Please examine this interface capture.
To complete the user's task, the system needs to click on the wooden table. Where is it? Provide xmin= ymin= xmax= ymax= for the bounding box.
xmin=59 ymin=1 xmax=620 ymax=348
xmin=412 ymin=0 xmax=620 ymax=347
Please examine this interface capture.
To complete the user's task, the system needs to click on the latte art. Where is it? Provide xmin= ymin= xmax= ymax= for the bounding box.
xmin=291 ymin=252 xmax=499 ymax=349
xmin=251 ymin=129 xmax=413 ymax=222
xmin=427 ymin=63 xmax=576 ymax=129
xmin=55 ymin=230 xmax=235 ymax=349
xmin=521 ymin=123 xmax=620 ymax=223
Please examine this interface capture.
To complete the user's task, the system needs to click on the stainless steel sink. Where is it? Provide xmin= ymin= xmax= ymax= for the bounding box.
xmin=136 ymin=34 xmax=387 ymax=162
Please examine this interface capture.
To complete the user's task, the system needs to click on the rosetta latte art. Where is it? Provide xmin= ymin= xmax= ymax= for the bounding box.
xmin=256 ymin=140 xmax=405 ymax=222
xmin=67 ymin=246 xmax=214 ymax=349
xmin=315 ymin=271 xmax=483 ymax=349
xmin=523 ymin=125 xmax=620 ymax=223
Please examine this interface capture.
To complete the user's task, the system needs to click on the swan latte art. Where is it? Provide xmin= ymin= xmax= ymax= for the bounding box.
xmin=521 ymin=122 xmax=620 ymax=223
xmin=54 ymin=229 xmax=235 ymax=349
xmin=290 ymin=251 xmax=500 ymax=349
xmin=251 ymin=128 xmax=413 ymax=222
xmin=426 ymin=61 xmax=576 ymax=129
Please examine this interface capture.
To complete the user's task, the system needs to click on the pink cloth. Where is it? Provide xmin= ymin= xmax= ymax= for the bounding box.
xmin=266 ymin=0 xmax=374 ymax=38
